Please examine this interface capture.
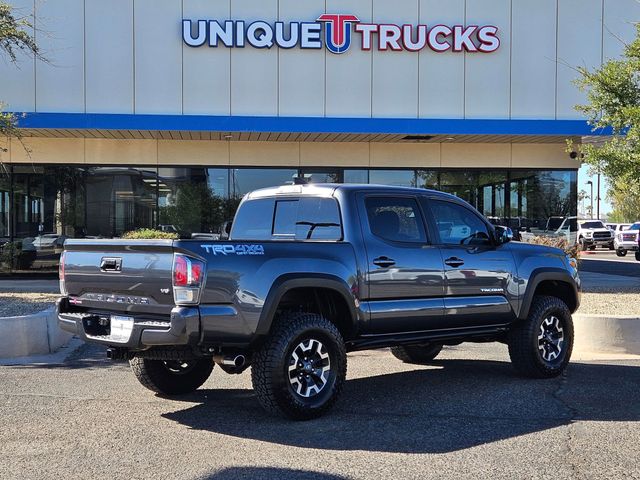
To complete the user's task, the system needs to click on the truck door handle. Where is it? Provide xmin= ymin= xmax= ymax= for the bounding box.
xmin=444 ymin=257 xmax=464 ymax=268
xmin=373 ymin=256 xmax=396 ymax=268
xmin=100 ymin=257 xmax=122 ymax=272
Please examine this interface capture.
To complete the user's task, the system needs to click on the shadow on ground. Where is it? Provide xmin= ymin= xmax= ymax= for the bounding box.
xmin=162 ymin=359 xmax=640 ymax=454
xmin=197 ymin=467 xmax=348 ymax=480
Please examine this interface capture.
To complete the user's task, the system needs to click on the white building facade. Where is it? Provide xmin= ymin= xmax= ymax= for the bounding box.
xmin=0 ymin=0 xmax=637 ymax=273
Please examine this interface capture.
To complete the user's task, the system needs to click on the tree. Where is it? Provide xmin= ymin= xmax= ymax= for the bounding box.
xmin=574 ymin=23 xmax=640 ymax=183
xmin=0 ymin=2 xmax=40 ymax=143
xmin=607 ymin=175 xmax=640 ymax=222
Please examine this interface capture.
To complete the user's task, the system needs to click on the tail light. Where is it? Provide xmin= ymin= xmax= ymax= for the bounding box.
xmin=172 ymin=254 xmax=205 ymax=305
xmin=59 ymin=251 xmax=67 ymax=295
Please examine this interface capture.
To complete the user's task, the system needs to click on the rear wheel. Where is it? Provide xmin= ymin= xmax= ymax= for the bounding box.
xmin=390 ymin=344 xmax=443 ymax=364
xmin=130 ymin=357 xmax=214 ymax=395
xmin=617 ymin=249 xmax=627 ymax=257
xmin=251 ymin=312 xmax=347 ymax=420
xmin=608 ymin=242 xmax=615 ymax=250
xmin=508 ymin=295 xmax=573 ymax=378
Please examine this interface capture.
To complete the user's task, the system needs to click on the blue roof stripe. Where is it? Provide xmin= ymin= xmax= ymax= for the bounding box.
xmin=13 ymin=112 xmax=610 ymax=136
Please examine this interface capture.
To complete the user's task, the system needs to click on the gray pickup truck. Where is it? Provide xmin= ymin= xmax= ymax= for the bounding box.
xmin=58 ymin=184 xmax=580 ymax=420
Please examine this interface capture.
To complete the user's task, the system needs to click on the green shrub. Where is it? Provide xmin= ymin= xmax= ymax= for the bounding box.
xmin=524 ymin=235 xmax=580 ymax=260
xmin=121 ymin=229 xmax=178 ymax=240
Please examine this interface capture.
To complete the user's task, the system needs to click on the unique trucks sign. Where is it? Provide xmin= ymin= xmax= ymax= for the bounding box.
xmin=182 ymin=14 xmax=500 ymax=54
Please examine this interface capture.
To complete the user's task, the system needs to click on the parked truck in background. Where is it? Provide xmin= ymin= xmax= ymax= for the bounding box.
xmin=57 ymin=184 xmax=580 ymax=420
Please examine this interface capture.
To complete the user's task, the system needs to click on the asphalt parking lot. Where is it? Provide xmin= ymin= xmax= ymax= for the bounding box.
xmin=1 ymin=343 xmax=639 ymax=480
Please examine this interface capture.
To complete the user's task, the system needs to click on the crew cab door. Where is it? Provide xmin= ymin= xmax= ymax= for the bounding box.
xmin=357 ymin=194 xmax=444 ymax=334
xmin=421 ymin=197 xmax=517 ymax=327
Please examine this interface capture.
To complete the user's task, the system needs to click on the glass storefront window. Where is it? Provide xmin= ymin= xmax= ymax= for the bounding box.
xmin=416 ymin=170 xmax=438 ymax=189
xmin=369 ymin=169 xmax=416 ymax=187
xmin=158 ymin=168 xmax=233 ymax=237
xmin=85 ymin=167 xmax=157 ymax=238
xmin=478 ymin=171 xmax=507 ymax=221
xmin=0 ymin=164 xmax=577 ymax=275
xmin=439 ymin=171 xmax=479 ymax=207
xmin=344 ymin=169 xmax=369 ymax=184
xmin=0 ymin=166 xmax=9 ymax=239
xmin=299 ymin=169 xmax=342 ymax=184
xmin=231 ymin=168 xmax=298 ymax=197
xmin=509 ymin=170 xmax=577 ymax=233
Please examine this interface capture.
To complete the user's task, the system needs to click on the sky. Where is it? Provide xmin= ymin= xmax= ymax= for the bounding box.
xmin=578 ymin=163 xmax=612 ymax=218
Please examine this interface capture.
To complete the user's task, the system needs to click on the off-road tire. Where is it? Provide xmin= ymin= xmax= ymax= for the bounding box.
xmin=636 ymin=251 xmax=640 ymax=262
xmin=130 ymin=357 xmax=214 ymax=395
xmin=617 ymin=249 xmax=627 ymax=257
xmin=508 ymin=295 xmax=573 ymax=378
xmin=251 ymin=312 xmax=347 ymax=420
xmin=390 ymin=344 xmax=443 ymax=364
xmin=608 ymin=243 xmax=615 ymax=250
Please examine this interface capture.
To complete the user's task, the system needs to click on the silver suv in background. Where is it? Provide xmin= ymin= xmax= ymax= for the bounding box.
xmin=614 ymin=223 xmax=639 ymax=257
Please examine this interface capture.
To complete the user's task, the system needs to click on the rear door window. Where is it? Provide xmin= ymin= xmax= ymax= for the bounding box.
xmin=364 ymin=197 xmax=427 ymax=243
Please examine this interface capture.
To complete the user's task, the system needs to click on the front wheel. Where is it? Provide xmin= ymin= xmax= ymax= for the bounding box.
xmin=617 ymin=249 xmax=627 ymax=257
xmin=130 ymin=357 xmax=214 ymax=395
xmin=507 ymin=295 xmax=574 ymax=378
xmin=579 ymin=239 xmax=587 ymax=251
xmin=251 ymin=312 xmax=347 ymax=420
xmin=636 ymin=251 xmax=640 ymax=262
xmin=390 ymin=344 xmax=443 ymax=364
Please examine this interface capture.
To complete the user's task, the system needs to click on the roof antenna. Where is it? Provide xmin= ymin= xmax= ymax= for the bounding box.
xmin=293 ymin=176 xmax=309 ymax=185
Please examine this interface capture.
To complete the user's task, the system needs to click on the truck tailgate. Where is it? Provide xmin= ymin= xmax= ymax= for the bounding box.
xmin=63 ymin=239 xmax=176 ymax=316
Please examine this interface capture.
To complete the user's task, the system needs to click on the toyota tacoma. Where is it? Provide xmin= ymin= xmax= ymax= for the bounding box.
xmin=57 ymin=184 xmax=580 ymax=420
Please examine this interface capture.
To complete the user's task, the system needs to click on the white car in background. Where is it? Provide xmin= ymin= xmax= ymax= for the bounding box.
xmin=577 ymin=220 xmax=614 ymax=251
xmin=614 ymin=223 xmax=639 ymax=257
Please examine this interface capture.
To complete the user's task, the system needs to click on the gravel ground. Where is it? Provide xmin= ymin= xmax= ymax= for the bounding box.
xmin=0 ymin=293 xmax=59 ymax=317
xmin=579 ymin=292 xmax=640 ymax=315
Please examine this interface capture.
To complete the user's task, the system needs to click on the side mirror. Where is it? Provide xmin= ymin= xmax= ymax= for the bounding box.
xmin=494 ymin=226 xmax=513 ymax=245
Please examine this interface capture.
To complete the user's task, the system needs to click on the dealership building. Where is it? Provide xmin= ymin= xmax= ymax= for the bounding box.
xmin=0 ymin=0 xmax=636 ymax=274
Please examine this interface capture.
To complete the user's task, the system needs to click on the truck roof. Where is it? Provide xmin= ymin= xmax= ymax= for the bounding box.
xmin=246 ymin=183 xmax=460 ymax=201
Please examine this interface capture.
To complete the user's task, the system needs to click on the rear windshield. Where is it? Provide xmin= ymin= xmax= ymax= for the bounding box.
xmin=231 ymin=197 xmax=342 ymax=241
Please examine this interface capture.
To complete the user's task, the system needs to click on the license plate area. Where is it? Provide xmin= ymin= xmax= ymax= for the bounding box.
xmin=82 ymin=314 xmax=134 ymax=343
xmin=109 ymin=315 xmax=135 ymax=343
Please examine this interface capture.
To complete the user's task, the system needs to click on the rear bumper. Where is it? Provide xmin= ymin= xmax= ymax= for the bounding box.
xmin=614 ymin=241 xmax=638 ymax=251
xmin=57 ymin=297 xmax=200 ymax=349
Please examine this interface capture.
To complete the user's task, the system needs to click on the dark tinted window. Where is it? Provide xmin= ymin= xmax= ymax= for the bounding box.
xmin=231 ymin=197 xmax=341 ymax=241
xmin=365 ymin=197 xmax=426 ymax=243
xmin=273 ymin=200 xmax=298 ymax=237
xmin=428 ymin=199 xmax=491 ymax=246
xmin=230 ymin=198 xmax=274 ymax=240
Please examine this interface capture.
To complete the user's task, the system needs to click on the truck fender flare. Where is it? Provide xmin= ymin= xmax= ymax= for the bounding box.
xmin=255 ymin=274 xmax=358 ymax=336
xmin=518 ymin=268 xmax=578 ymax=320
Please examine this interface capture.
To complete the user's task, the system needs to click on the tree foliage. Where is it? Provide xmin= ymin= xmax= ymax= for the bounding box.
xmin=0 ymin=1 xmax=40 ymax=141
xmin=575 ymin=23 xmax=640 ymax=182
xmin=606 ymin=175 xmax=640 ymax=222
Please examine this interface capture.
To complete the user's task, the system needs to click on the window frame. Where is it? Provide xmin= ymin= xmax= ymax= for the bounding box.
xmin=421 ymin=196 xmax=496 ymax=247
xmin=363 ymin=194 xmax=430 ymax=245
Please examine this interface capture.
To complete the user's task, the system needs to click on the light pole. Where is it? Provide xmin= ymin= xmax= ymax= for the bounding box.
xmin=586 ymin=181 xmax=594 ymax=219
xmin=596 ymin=173 xmax=601 ymax=220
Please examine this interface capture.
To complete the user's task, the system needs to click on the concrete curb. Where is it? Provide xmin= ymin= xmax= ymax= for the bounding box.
xmin=574 ymin=314 xmax=640 ymax=355
xmin=0 ymin=307 xmax=73 ymax=358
